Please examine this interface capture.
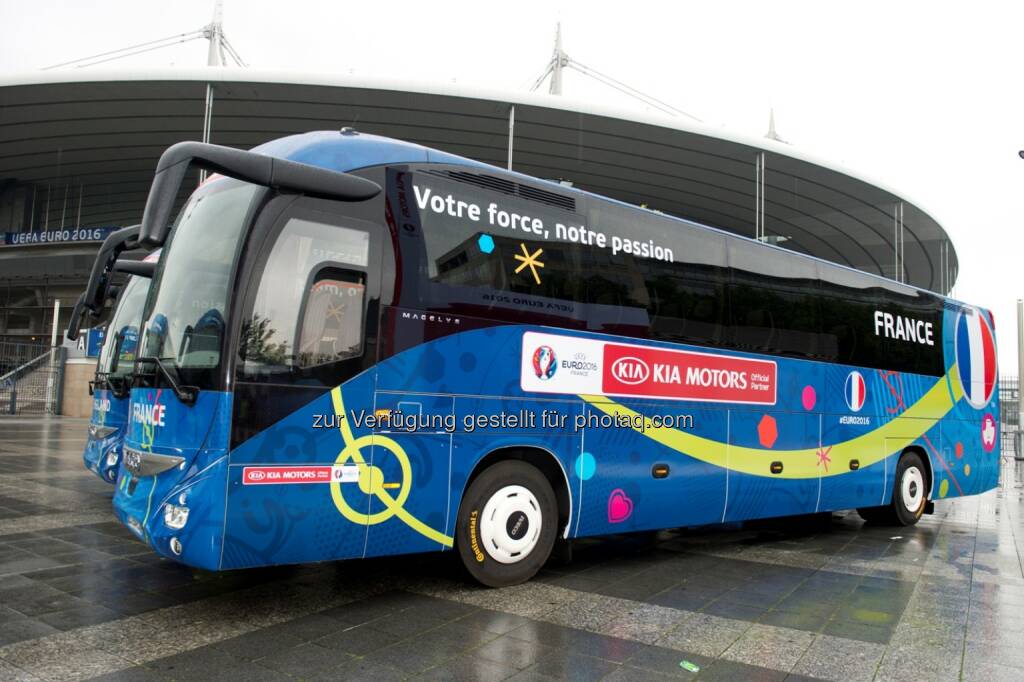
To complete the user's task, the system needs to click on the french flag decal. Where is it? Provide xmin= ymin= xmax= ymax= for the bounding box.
xmin=844 ymin=371 xmax=866 ymax=412
xmin=956 ymin=309 xmax=997 ymax=409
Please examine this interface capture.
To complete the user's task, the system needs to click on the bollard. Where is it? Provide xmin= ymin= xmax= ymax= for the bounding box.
xmin=6 ymin=380 xmax=14 ymax=415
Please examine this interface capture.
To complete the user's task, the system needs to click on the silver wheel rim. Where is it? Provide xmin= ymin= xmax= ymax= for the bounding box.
xmin=901 ymin=466 xmax=925 ymax=512
xmin=479 ymin=485 xmax=542 ymax=565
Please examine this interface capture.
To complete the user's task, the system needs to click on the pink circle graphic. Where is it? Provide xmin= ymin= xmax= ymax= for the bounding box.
xmin=801 ymin=385 xmax=816 ymax=411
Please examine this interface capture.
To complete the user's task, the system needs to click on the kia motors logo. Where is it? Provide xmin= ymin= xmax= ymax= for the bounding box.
xmin=248 ymin=470 xmax=266 ymax=481
xmin=532 ymin=345 xmax=557 ymax=380
xmin=611 ymin=356 xmax=649 ymax=385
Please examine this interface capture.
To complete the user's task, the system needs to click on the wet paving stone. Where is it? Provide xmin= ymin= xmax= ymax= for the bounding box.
xmin=2 ymin=417 xmax=1024 ymax=681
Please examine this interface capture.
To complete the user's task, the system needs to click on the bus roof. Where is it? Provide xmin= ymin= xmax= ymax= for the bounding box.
xmin=251 ymin=130 xmax=975 ymax=312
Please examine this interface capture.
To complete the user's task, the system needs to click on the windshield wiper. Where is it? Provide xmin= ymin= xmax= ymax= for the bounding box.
xmin=95 ymin=371 xmax=130 ymax=399
xmin=178 ymin=325 xmax=194 ymax=365
xmin=136 ymin=356 xmax=199 ymax=405
xmin=90 ymin=372 xmax=108 ymax=396
xmin=107 ymin=375 xmax=131 ymax=399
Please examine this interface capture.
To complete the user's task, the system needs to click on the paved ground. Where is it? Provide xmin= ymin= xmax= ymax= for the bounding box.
xmin=1 ymin=417 xmax=1023 ymax=681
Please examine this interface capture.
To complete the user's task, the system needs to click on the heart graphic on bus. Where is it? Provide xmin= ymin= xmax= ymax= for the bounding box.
xmin=607 ymin=488 xmax=634 ymax=523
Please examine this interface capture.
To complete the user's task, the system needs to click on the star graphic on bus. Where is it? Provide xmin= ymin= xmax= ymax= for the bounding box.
xmin=513 ymin=243 xmax=545 ymax=285
xmin=326 ymin=303 xmax=345 ymax=322
xmin=816 ymin=445 xmax=832 ymax=472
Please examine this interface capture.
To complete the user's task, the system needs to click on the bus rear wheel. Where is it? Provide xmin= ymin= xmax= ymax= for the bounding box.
xmin=857 ymin=451 xmax=928 ymax=526
xmin=456 ymin=461 xmax=557 ymax=587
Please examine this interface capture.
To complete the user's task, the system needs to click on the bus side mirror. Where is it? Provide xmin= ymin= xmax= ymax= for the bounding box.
xmin=67 ymin=224 xmax=142 ymax=341
xmin=66 ymin=294 xmax=88 ymax=342
xmin=138 ymin=141 xmax=382 ymax=248
xmin=113 ymin=259 xmax=157 ymax=279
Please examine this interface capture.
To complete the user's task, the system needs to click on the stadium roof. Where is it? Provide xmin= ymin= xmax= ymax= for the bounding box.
xmin=0 ymin=68 xmax=957 ymax=292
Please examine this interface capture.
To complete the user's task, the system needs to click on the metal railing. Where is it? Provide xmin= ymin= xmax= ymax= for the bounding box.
xmin=0 ymin=345 xmax=66 ymax=415
xmin=0 ymin=341 xmax=51 ymax=376
xmin=1000 ymin=375 xmax=1020 ymax=459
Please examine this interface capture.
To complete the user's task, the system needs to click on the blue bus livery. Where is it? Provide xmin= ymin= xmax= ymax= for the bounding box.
xmin=111 ymin=131 xmax=998 ymax=586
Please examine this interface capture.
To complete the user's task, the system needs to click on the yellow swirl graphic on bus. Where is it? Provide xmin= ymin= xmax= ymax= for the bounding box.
xmin=328 ymin=387 xmax=453 ymax=547
xmin=580 ymin=364 xmax=965 ymax=479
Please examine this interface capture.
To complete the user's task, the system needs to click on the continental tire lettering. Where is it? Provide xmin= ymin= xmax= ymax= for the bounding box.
xmin=468 ymin=510 xmax=485 ymax=563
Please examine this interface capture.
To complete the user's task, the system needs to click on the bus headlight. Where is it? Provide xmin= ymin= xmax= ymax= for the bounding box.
xmin=105 ymin=449 xmax=119 ymax=467
xmin=163 ymin=503 xmax=189 ymax=530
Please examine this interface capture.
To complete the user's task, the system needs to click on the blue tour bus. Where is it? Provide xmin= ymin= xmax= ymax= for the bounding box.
xmin=114 ymin=131 xmax=999 ymax=586
xmin=68 ymin=228 xmax=159 ymax=483
xmin=80 ymin=267 xmax=157 ymax=483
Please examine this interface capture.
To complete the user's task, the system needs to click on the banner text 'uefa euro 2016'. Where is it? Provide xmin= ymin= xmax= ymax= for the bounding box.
xmin=412 ymin=185 xmax=676 ymax=262
xmin=309 ymin=409 xmax=696 ymax=434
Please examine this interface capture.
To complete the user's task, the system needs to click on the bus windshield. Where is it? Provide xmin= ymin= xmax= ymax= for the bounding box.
xmin=138 ymin=179 xmax=260 ymax=388
xmin=97 ymin=275 xmax=149 ymax=380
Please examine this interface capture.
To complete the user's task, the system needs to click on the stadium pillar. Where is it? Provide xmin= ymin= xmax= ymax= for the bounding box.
xmin=45 ymin=299 xmax=59 ymax=414
xmin=1017 ymin=298 xmax=1023 ymax=456
xmin=507 ymin=105 xmax=515 ymax=170
xmin=50 ymin=299 xmax=59 ymax=348
xmin=199 ymin=83 xmax=214 ymax=183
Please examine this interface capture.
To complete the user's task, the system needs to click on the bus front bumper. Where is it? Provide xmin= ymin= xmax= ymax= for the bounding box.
xmin=113 ymin=453 xmax=228 ymax=571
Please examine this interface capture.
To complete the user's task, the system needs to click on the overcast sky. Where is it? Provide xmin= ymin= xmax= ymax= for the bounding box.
xmin=2 ymin=0 xmax=1022 ymax=371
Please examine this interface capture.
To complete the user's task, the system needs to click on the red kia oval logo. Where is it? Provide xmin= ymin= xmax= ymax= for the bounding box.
xmin=611 ymin=356 xmax=649 ymax=385
xmin=248 ymin=471 xmax=266 ymax=481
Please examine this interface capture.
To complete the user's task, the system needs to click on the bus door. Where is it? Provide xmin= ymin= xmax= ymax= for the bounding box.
xmin=724 ymin=410 xmax=822 ymax=522
xmin=576 ymin=399 xmax=729 ymax=535
xmin=363 ymin=390 xmax=455 ymax=557
xmin=227 ymin=194 xmax=387 ymax=566
xmin=816 ymin=432 xmax=891 ymax=512
xmin=818 ymin=367 xmax=889 ymax=512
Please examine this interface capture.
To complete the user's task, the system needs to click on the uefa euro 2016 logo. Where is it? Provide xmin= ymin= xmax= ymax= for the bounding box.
xmin=532 ymin=345 xmax=557 ymax=380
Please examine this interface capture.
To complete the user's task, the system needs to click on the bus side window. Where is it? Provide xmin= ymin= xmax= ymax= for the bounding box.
xmin=646 ymin=265 xmax=727 ymax=347
xmin=727 ymin=238 xmax=820 ymax=358
xmin=589 ymin=199 xmax=727 ymax=345
xmin=295 ymin=270 xmax=366 ymax=367
xmin=238 ymin=217 xmax=370 ymax=382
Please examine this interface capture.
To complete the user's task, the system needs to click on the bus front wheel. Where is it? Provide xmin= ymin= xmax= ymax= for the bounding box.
xmin=857 ymin=451 xmax=928 ymax=526
xmin=456 ymin=461 xmax=558 ymax=587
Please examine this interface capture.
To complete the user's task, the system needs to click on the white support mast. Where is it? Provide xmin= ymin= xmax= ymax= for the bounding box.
xmin=765 ymin=108 xmax=788 ymax=143
xmin=42 ymin=0 xmax=246 ymax=70
xmin=549 ymin=24 xmax=566 ymax=95
xmin=530 ymin=24 xmax=700 ymax=121
xmin=205 ymin=0 xmax=225 ymax=67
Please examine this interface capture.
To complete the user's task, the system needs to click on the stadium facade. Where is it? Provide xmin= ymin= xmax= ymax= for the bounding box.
xmin=0 ymin=69 xmax=958 ymax=351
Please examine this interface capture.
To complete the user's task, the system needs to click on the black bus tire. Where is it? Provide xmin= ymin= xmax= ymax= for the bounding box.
xmin=456 ymin=460 xmax=558 ymax=588
xmin=858 ymin=451 xmax=928 ymax=526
